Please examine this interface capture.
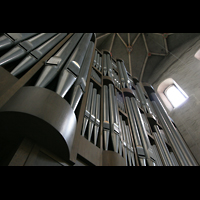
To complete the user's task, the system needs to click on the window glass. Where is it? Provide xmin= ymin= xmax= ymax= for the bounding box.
xmin=164 ymin=85 xmax=188 ymax=108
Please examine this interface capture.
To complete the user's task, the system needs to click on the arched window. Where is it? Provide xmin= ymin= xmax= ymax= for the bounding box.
xmin=157 ymin=78 xmax=188 ymax=111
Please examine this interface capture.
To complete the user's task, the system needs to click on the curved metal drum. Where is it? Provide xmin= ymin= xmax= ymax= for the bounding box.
xmin=0 ymin=86 xmax=77 ymax=161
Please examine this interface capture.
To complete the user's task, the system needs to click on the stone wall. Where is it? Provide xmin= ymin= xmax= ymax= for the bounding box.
xmin=148 ymin=35 xmax=200 ymax=164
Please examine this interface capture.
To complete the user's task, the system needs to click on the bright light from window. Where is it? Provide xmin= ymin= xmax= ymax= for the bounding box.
xmin=165 ymin=85 xmax=188 ymax=108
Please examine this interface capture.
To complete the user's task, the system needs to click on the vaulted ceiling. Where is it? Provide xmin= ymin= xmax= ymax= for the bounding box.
xmin=95 ymin=33 xmax=200 ymax=83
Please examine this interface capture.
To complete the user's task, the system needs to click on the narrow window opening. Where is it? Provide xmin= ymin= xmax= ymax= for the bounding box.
xmin=164 ymin=84 xmax=188 ymax=108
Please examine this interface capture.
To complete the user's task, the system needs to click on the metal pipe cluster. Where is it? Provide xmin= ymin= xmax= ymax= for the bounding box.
xmin=151 ymin=93 xmax=198 ymax=166
xmin=103 ymin=84 xmax=120 ymax=153
xmin=102 ymin=53 xmax=120 ymax=88
xmin=82 ymin=82 xmax=100 ymax=146
xmin=91 ymin=68 xmax=101 ymax=84
xmin=116 ymin=91 xmax=125 ymax=112
xmin=136 ymin=82 xmax=157 ymax=119
xmin=35 ymin=33 xmax=95 ymax=112
xmin=93 ymin=50 xmax=102 ymax=72
xmin=119 ymin=115 xmax=135 ymax=166
xmin=0 ymin=33 xmax=68 ymax=76
xmin=125 ymin=96 xmax=157 ymax=166
xmin=117 ymin=60 xmax=131 ymax=89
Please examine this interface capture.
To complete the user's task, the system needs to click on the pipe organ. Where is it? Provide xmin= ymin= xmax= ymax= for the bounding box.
xmin=0 ymin=33 xmax=197 ymax=166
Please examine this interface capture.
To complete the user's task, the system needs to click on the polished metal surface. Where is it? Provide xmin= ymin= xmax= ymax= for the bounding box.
xmin=11 ymin=33 xmax=68 ymax=76
xmin=130 ymin=97 xmax=153 ymax=166
xmin=88 ymin=88 xmax=97 ymax=141
xmin=70 ymin=41 xmax=95 ymax=110
xmin=35 ymin=33 xmax=83 ymax=88
xmin=82 ymin=82 xmax=93 ymax=137
xmin=154 ymin=125 xmax=175 ymax=166
xmin=103 ymin=85 xmax=110 ymax=150
xmin=0 ymin=33 xmax=57 ymax=66
xmin=56 ymin=33 xmax=92 ymax=97
xmin=151 ymin=93 xmax=197 ymax=166
xmin=94 ymin=94 xmax=100 ymax=146
xmin=152 ymin=100 xmax=188 ymax=166
xmin=0 ymin=33 xmax=38 ymax=50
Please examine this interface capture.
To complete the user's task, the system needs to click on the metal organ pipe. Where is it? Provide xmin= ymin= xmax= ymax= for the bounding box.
xmin=152 ymin=101 xmax=188 ymax=166
xmin=151 ymin=93 xmax=197 ymax=166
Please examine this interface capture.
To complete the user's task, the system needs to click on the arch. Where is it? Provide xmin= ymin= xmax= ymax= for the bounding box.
xmin=157 ymin=78 xmax=188 ymax=111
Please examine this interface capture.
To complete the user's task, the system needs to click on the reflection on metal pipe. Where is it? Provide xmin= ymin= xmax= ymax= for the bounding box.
xmin=154 ymin=125 xmax=175 ymax=166
xmin=108 ymin=84 xmax=119 ymax=153
xmin=151 ymin=93 xmax=197 ymax=166
xmin=56 ymin=33 xmax=92 ymax=97
xmin=130 ymin=97 xmax=153 ymax=166
xmin=0 ymin=33 xmax=57 ymax=66
xmin=35 ymin=33 xmax=83 ymax=88
xmin=103 ymin=53 xmax=107 ymax=76
xmin=94 ymin=94 xmax=100 ymax=146
xmin=152 ymin=101 xmax=188 ymax=166
xmin=70 ymin=41 xmax=94 ymax=111
xmin=82 ymin=82 xmax=93 ymax=137
xmin=0 ymin=33 xmax=38 ymax=51
xmin=88 ymin=88 xmax=97 ymax=141
xmin=11 ymin=33 xmax=68 ymax=76
xmin=103 ymin=85 xmax=110 ymax=150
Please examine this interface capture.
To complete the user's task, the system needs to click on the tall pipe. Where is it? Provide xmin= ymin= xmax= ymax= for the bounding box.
xmin=125 ymin=97 xmax=146 ymax=166
xmin=108 ymin=84 xmax=119 ymax=153
xmin=82 ymin=82 xmax=93 ymax=137
xmin=130 ymin=97 xmax=154 ymax=166
xmin=152 ymin=101 xmax=188 ymax=166
xmin=11 ymin=33 xmax=68 ymax=76
xmin=88 ymin=88 xmax=97 ymax=141
xmin=35 ymin=33 xmax=83 ymax=88
xmin=0 ymin=33 xmax=57 ymax=66
xmin=0 ymin=33 xmax=38 ymax=51
xmin=69 ymin=41 xmax=94 ymax=111
xmin=56 ymin=33 xmax=92 ymax=97
xmin=151 ymin=93 xmax=197 ymax=166
xmin=103 ymin=85 xmax=110 ymax=150
xmin=94 ymin=94 xmax=100 ymax=146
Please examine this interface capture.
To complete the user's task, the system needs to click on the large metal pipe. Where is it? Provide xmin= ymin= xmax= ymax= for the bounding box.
xmin=130 ymin=97 xmax=154 ymax=166
xmin=88 ymin=88 xmax=97 ymax=142
xmin=151 ymin=93 xmax=197 ymax=166
xmin=117 ymin=61 xmax=125 ymax=88
xmin=135 ymin=83 xmax=146 ymax=106
xmin=121 ymin=119 xmax=128 ymax=165
xmin=125 ymin=97 xmax=142 ymax=146
xmin=69 ymin=41 xmax=94 ymax=111
xmin=94 ymin=94 xmax=100 ymax=146
xmin=152 ymin=144 xmax=163 ymax=166
xmin=82 ymin=82 xmax=93 ymax=137
xmin=56 ymin=33 xmax=92 ymax=97
xmin=103 ymin=85 xmax=110 ymax=150
xmin=0 ymin=33 xmax=38 ymax=51
xmin=108 ymin=84 xmax=119 ymax=153
xmin=0 ymin=33 xmax=57 ymax=66
xmin=11 ymin=33 xmax=68 ymax=76
xmin=103 ymin=53 xmax=107 ymax=76
xmin=96 ymin=53 xmax=100 ymax=70
xmin=93 ymin=50 xmax=97 ymax=66
xmin=120 ymin=61 xmax=131 ymax=89
xmin=35 ymin=33 xmax=83 ymax=88
xmin=152 ymin=131 xmax=169 ymax=166
xmin=107 ymin=54 xmax=112 ymax=78
xmin=125 ymin=97 xmax=146 ymax=166
xmin=152 ymin=101 xmax=188 ymax=166
xmin=154 ymin=125 xmax=175 ymax=166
